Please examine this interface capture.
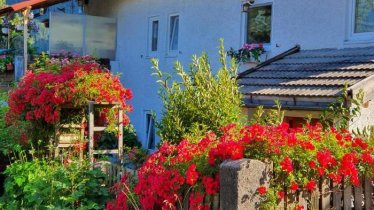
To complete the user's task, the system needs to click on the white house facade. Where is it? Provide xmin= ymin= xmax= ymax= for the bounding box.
xmin=84 ymin=0 xmax=374 ymax=148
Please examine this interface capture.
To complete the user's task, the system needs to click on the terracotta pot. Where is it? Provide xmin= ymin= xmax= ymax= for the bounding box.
xmin=6 ymin=63 xmax=13 ymax=71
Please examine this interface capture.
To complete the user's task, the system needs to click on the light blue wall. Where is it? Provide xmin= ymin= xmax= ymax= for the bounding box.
xmin=86 ymin=0 xmax=374 ymax=147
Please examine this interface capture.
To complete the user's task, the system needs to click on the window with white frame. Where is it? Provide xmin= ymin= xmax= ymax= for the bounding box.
xmin=148 ymin=17 xmax=159 ymax=53
xmin=247 ymin=5 xmax=272 ymax=44
xmin=348 ymin=0 xmax=374 ymax=41
xmin=354 ymin=0 xmax=374 ymax=33
xmin=145 ymin=112 xmax=155 ymax=150
xmin=168 ymin=15 xmax=179 ymax=51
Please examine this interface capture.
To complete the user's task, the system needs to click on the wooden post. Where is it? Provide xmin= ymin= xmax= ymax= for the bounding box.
xmin=79 ymin=112 xmax=85 ymax=162
xmin=118 ymin=106 xmax=123 ymax=164
xmin=7 ymin=14 xmax=11 ymax=50
xmin=22 ymin=7 xmax=31 ymax=74
xmin=88 ymin=101 xmax=94 ymax=167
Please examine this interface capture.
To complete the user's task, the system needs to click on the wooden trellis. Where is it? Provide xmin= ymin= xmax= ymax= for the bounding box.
xmin=88 ymin=101 xmax=124 ymax=167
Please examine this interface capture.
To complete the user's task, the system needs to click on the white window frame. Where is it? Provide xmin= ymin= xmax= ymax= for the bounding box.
xmin=144 ymin=110 xmax=156 ymax=150
xmin=346 ymin=0 xmax=374 ymax=42
xmin=243 ymin=2 xmax=273 ymax=51
xmin=166 ymin=13 xmax=180 ymax=57
xmin=148 ymin=16 xmax=160 ymax=56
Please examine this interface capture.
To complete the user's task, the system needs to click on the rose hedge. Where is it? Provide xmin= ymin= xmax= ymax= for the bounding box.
xmin=107 ymin=123 xmax=374 ymax=209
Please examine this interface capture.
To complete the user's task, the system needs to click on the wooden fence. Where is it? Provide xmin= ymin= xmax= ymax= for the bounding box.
xmin=96 ymin=159 xmax=374 ymax=210
xmin=278 ymin=178 xmax=373 ymax=210
xmin=93 ymin=161 xmax=124 ymax=187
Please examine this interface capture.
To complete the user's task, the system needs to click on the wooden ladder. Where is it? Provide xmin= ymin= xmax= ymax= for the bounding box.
xmin=88 ymin=101 xmax=124 ymax=167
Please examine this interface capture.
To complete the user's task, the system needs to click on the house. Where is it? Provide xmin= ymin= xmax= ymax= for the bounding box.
xmin=77 ymin=0 xmax=374 ymax=147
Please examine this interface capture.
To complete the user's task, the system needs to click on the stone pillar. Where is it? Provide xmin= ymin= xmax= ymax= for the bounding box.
xmin=220 ymin=159 xmax=272 ymax=210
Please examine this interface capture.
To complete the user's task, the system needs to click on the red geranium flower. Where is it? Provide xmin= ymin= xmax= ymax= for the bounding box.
xmin=186 ymin=164 xmax=199 ymax=186
xmin=257 ymin=186 xmax=267 ymax=196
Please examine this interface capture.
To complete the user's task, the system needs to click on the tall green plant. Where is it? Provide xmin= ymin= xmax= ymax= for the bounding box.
xmin=152 ymin=40 xmax=243 ymax=143
xmin=320 ymin=84 xmax=364 ymax=130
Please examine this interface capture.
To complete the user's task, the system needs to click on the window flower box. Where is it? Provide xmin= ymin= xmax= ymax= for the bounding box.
xmin=227 ymin=43 xmax=265 ymax=63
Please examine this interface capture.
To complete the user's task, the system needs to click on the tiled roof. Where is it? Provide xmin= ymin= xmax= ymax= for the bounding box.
xmin=238 ymin=46 xmax=374 ymax=98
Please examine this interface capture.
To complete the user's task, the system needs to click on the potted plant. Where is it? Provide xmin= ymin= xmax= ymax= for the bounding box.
xmin=5 ymin=55 xmax=13 ymax=71
xmin=227 ymin=43 xmax=265 ymax=73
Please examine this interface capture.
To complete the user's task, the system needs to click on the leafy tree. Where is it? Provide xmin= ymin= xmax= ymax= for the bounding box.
xmin=152 ymin=40 xmax=243 ymax=144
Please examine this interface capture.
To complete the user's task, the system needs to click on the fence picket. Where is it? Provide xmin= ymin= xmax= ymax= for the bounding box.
xmin=353 ymin=178 xmax=363 ymax=210
xmin=364 ymin=178 xmax=373 ymax=210
xmin=320 ymin=179 xmax=331 ymax=209
xmin=298 ymin=190 xmax=308 ymax=209
xmin=344 ymin=183 xmax=352 ymax=210
xmin=332 ymin=183 xmax=343 ymax=210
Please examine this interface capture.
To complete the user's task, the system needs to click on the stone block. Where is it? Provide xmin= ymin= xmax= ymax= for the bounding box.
xmin=220 ymin=159 xmax=272 ymax=210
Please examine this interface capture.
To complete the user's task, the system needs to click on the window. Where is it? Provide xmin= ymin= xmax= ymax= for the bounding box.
xmin=145 ymin=113 xmax=155 ymax=150
xmin=151 ymin=20 xmax=159 ymax=51
xmin=148 ymin=17 xmax=159 ymax=53
xmin=168 ymin=15 xmax=179 ymax=51
xmin=354 ymin=0 xmax=374 ymax=33
xmin=247 ymin=5 xmax=272 ymax=44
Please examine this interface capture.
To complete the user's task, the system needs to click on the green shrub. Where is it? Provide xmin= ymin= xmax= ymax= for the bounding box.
xmin=0 ymin=91 xmax=23 ymax=155
xmin=152 ymin=40 xmax=243 ymax=143
xmin=0 ymin=157 xmax=110 ymax=209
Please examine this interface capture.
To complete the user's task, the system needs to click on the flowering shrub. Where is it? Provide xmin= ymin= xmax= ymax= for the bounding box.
xmin=108 ymin=123 xmax=374 ymax=209
xmin=7 ymin=55 xmax=132 ymax=145
xmin=227 ymin=43 xmax=265 ymax=63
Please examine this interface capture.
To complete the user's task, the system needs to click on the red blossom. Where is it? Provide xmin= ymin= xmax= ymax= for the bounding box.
xmin=305 ymin=180 xmax=316 ymax=191
xmin=257 ymin=186 xmax=267 ymax=196
xmin=280 ymin=156 xmax=293 ymax=174
xmin=186 ymin=164 xmax=199 ymax=186
xmin=277 ymin=191 xmax=285 ymax=200
xmin=290 ymin=181 xmax=299 ymax=191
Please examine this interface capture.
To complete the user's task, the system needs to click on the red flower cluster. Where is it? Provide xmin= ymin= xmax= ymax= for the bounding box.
xmin=186 ymin=164 xmax=199 ymax=186
xmin=280 ymin=155 xmax=293 ymax=174
xmin=7 ymin=56 xmax=132 ymax=144
xmin=108 ymin=123 xmax=374 ymax=209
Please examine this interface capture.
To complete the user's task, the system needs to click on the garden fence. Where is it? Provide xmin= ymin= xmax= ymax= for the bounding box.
xmin=219 ymin=159 xmax=374 ymax=210
xmin=277 ymin=177 xmax=373 ymax=210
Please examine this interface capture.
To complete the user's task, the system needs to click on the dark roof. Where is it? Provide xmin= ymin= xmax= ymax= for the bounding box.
xmin=0 ymin=0 xmax=69 ymax=16
xmin=238 ymin=46 xmax=374 ymax=109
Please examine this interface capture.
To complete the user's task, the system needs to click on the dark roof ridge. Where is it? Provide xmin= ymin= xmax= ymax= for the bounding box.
xmin=237 ymin=45 xmax=301 ymax=79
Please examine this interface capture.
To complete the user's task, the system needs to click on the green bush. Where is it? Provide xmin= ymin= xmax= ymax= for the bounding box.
xmin=152 ymin=40 xmax=243 ymax=144
xmin=0 ymin=157 xmax=110 ymax=209
xmin=0 ymin=91 xmax=22 ymax=155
